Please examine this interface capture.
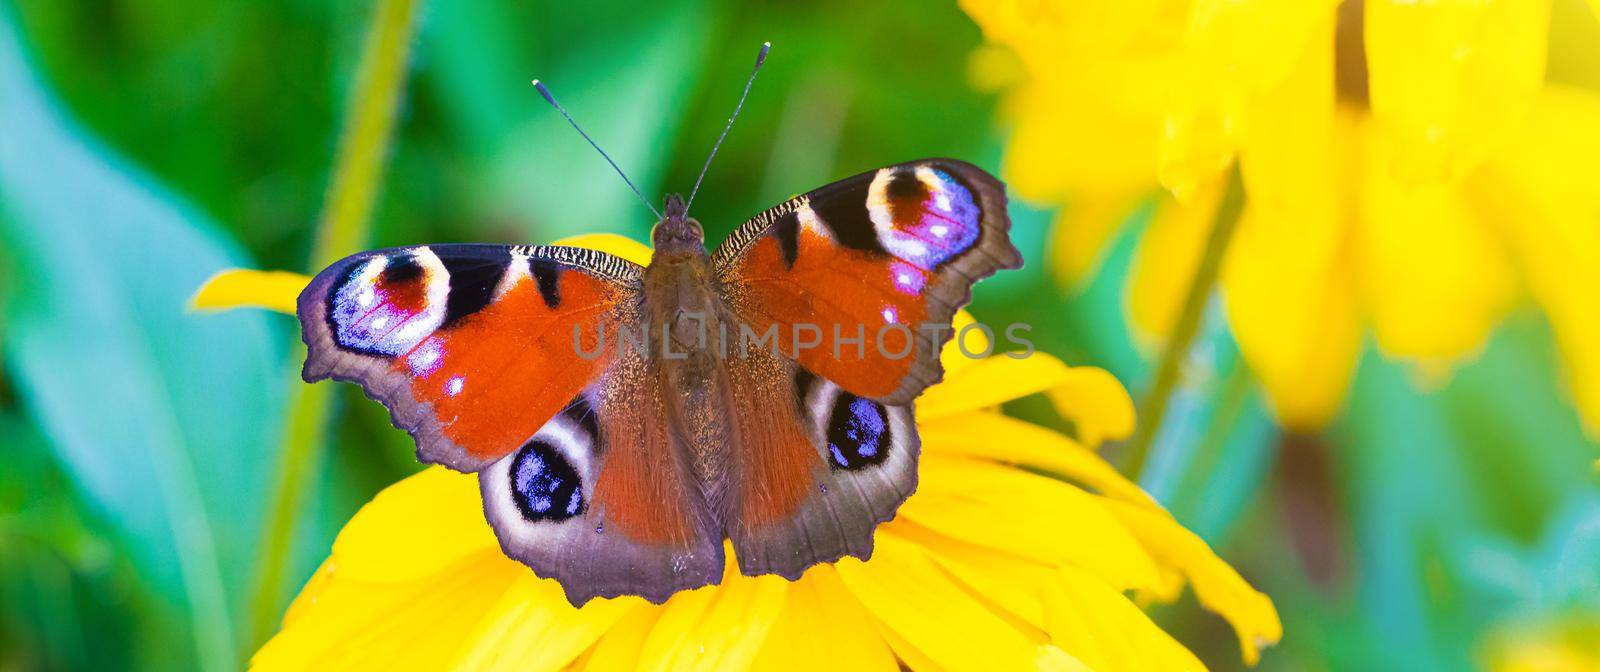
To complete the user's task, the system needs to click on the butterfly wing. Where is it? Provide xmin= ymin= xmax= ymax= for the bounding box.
xmin=713 ymin=159 xmax=1017 ymax=578
xmin=479 ymin=343 xmax=725 ymax=605
xmin=298 ymin=244 xmax=638 ymax=471
xmin=301 ymin=243 xmax=724 ymax=604
xmin=722 ymin=347 xmax=918 ymax=579
xmin=712 ymin=158 xmax=1020 ymax=406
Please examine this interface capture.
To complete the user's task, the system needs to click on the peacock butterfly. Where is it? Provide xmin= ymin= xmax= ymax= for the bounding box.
xmin=296 ymin=44 xmax=1022 ymax=605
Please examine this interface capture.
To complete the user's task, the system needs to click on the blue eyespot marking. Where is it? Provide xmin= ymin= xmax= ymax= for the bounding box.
xmin=826 ymin=394 xmax=892 ymax=470
xmin=510 ymin=440 xmax=585 ymax=522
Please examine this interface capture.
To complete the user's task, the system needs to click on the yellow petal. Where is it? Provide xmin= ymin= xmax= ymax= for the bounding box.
xmin=1045 ymin=565 xmax=1207 ymax=672
xmin=190 ymin=269 xmax=309 ymax=315
xmin=280 ymin=560 xmax=335 ymax=627
xmin=1365 ymin=0 xmax=1551 ymax=183
xmin=330 ymin=467 xmax=500 ymax=583
xmin=1124 ymin=185 xmax=1219 ymax=348
xmin=1223 ymin=21 xmax=1361 ymax=429
xmin=1158 ymin=106 xmax=1236 ymax=205
xmin=1357 ymin=118 xmax=1514 ymax=364
xmin=942 ymin=310 xmax=991 ymax=378
xmin=1047 ymin=192 xmax=1148 ymax=288
xmin=447 ymin=575 xmax=640 ymax=672
xmin=749 ymin=567 xmax=898 ymax=671
xmin=920 ymin=412 xmax=1155 ymax=507
xmin=1137 ymin=563 xmax=1189 ymax=607
xmin=577 ymin=606 xmax=660 ymax=672
xmin=919 ymin=353 xmax=1079 ymax=420
xmin=968 ymin=0 xmax=1181 ymax=284
xmin=876 ymin=625 xmax=951 ymax=672
xmin=1159 ymin=0 xmax=1340 ymax=199
xmin=551 ymin=233 xmax=654 ymax=265
xmin=1037 ymin=645 xmax=1096 ymax=672
xmin=999 ymin=64 xmax=1168 ymax=204
xmin=1045 ymin=365 xmax=1137 ymax=447
xmin=1236 ymin=11 xmax=1337 ymax=225
xmin=967 ymin=41 xmax=1026 ymax=94
xmin=1470 ymin=86 xmax=1600 ymax=437
xmin=1229 ymin=257 xmax=1345 ymax=414
xmin=902 ymin=456 xmax=1163 ymax=592
xmin=252 ymin=556 xmax=525 ymax=670
xmin=1102 ymin=498 xmax=1282 ymax=666
xmin=636 ymin=553 xmax=788 ymax=672
xmin=834 ymin=534 xmax=1041 ymax=672
xmin=958 ymin=0 xmax=1186 ymax=62
xmin=886 ymin=522 xmax=1059 ymax=629
xmin=926 ymin=351 xmax=1137 ymax=449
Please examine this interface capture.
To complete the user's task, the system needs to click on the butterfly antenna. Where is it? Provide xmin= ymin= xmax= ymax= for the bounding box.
xmin=685 ymin=41 xmax=771 ymax=213
xmin=532 ymin=79 xmax=662 ymax=220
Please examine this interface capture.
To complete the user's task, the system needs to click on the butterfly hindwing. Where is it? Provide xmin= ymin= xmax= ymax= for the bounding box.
xmin=297 ymin=243 xmax=640 ymax=471
xmin=713 ymin=158 xmax=1020 ymax=406
xmin=723 ymin=346 xmax=919 ymax=580
xmin=479 ymin=343 xmax=725 ymax=605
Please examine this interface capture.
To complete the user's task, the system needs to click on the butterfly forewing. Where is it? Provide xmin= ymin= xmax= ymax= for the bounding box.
xmin=298 ymin=244 xmax=640 ymax=470
xmin=713 ymin=158 xmax=1021 ymax=406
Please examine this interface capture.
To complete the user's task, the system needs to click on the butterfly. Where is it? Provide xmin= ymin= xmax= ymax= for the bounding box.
xmin=295 ymin=46 xmax=1021 ymax=605
xmin=297 ymin=158 xmax=1019 ymax=604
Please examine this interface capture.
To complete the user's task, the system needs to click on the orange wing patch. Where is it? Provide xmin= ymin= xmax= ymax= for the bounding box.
xmin=733 ymin=223 xmax=926 ymax=400
xmin=404 ymin=271 xmax=615 ymax=463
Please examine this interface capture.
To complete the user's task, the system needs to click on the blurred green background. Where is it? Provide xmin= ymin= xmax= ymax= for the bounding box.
xmin=0 ymin=0 xmax=1596 ymax=670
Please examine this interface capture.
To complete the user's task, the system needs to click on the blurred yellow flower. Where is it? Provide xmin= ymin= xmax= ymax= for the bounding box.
xmin=963 ymin=0 xmax=1600 ymax=433
xmin=1482 ymin=617 xmax=1600 ymax=672
xmin=196 ymin=234 xmax=1281 ymax=670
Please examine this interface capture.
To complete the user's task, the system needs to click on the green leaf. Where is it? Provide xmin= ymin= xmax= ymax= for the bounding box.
xmin=0 ymin=12 xmax=284 ymax=670
xmin=0 ymin=412 xmax=155 ymax=669
xmin=1438 ymin=314 xmax=1600 ymax=541
xmin=1336 ymin=353 xmax=1493 ymax=671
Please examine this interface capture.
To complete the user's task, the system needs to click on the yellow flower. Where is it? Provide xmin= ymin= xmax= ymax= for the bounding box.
xmin=1481 ymin=617 xmax=1600 ymax=672
xmin=963 ymin=0 xmax=1600 ymax=433
xmin=196 ymin=234 xmax=1280 ymax=670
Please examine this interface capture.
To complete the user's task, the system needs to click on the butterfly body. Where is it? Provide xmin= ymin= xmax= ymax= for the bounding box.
xmin=298 ymin=159 xmax=1021 ymax=604
xmin=640 ymin=195 xmax=733 ymax=504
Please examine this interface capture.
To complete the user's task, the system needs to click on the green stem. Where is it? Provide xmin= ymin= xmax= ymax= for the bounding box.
xmin=243 ymin=0 xmax=422 ymax=653
xmin=1123 ymin=164 xmax=1246 ymax=480
xmin=1172 ymin=356 xmax=1255 ymax=514
xmin=310 ymin=0 xmax=423 ymax=268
